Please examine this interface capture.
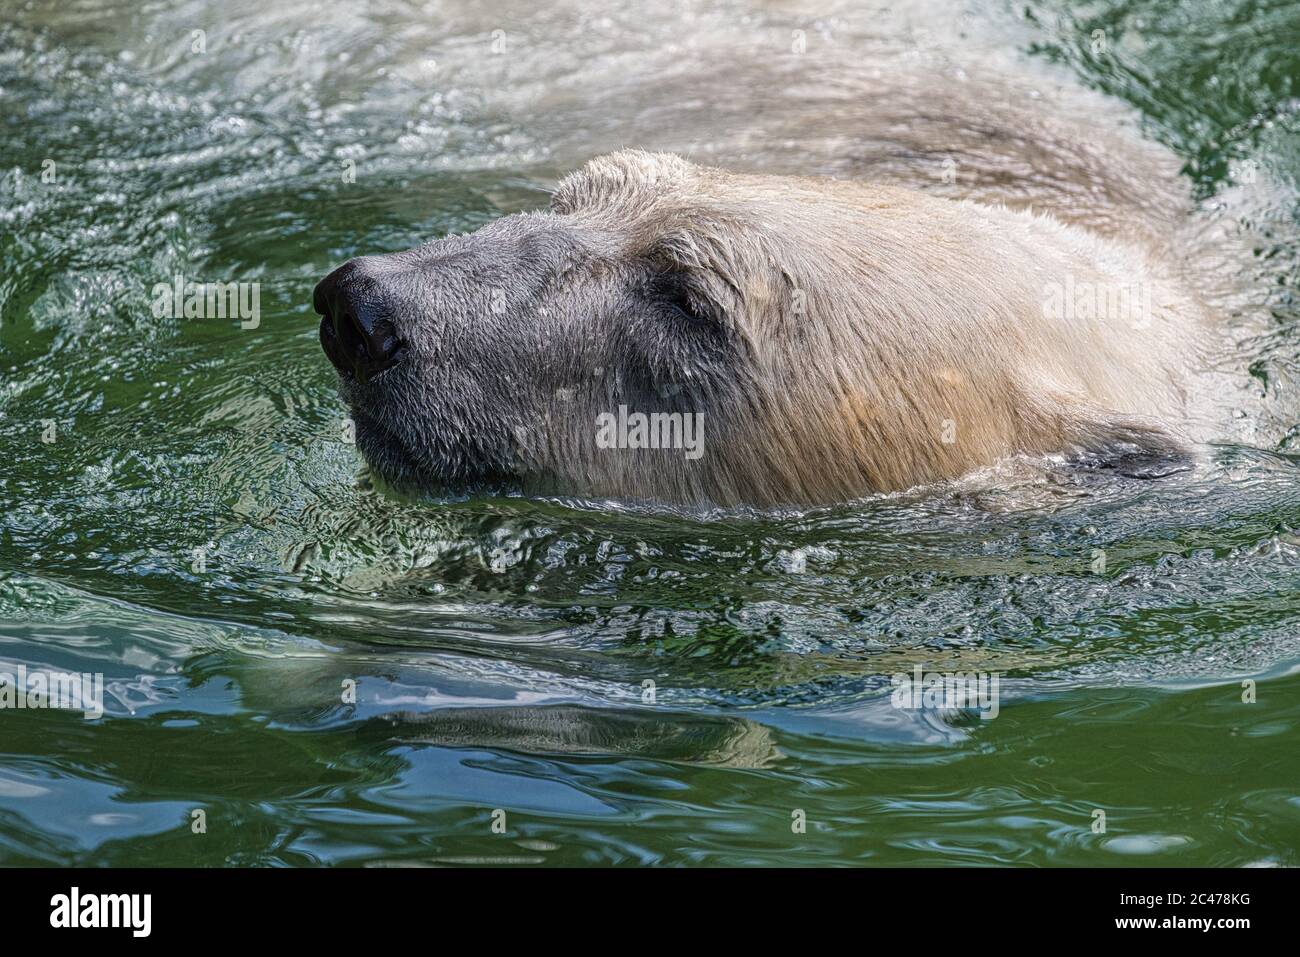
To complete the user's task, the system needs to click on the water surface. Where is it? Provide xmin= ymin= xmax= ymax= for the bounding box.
xmin=0 ymin=0 xmax=1298 ymax=865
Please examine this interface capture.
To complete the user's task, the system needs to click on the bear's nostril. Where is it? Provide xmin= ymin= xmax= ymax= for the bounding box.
xmin=327 ymin=305 xmax=404 ymax=382
xmin=315 ymin=260 xmax=406 ymax=381
xmin=338 ymin=310 xmax=367 ymax=359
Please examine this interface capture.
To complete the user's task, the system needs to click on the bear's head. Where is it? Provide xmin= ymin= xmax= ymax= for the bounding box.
xmin=314 ymin=150 xmax=1168 ymax=505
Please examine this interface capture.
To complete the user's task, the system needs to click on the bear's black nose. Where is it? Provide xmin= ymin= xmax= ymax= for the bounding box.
xmin=314 ymin=259 xmax=406 ymax=383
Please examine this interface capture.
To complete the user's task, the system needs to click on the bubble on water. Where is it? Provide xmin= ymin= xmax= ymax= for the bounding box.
xmin=1103 ymin=834 xmax=1193 ymax=855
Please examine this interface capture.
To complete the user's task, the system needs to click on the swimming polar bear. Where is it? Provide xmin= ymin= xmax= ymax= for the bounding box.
xmin=315 ymin=149 xmax=1209 ymax=506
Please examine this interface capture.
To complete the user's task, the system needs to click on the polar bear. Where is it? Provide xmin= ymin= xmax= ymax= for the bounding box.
xmin=315 ymin=150 xmax=1209 ymax=506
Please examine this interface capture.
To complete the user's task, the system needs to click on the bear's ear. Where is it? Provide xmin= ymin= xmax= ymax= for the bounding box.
xmin=551 ymin=150 xmax=694 ymax=215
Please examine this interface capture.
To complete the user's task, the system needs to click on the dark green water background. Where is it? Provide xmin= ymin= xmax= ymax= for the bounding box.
xmin=0 ymin=0 xmax=1297 ymax=865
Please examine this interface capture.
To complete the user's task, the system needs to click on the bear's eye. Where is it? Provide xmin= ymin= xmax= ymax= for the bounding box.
xmin=651 ymin=271 xmax=716 ymax=327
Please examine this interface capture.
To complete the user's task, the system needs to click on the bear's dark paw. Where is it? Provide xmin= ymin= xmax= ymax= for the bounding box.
xmin=1060 ymin=413 xmax=1195 ymax=480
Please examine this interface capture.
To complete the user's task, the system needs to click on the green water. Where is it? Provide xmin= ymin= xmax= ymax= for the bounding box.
xmin=1 ymin=0 xmax=1298 ymax=866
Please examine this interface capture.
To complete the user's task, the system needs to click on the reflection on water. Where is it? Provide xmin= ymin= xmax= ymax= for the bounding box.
xmin=379 ymin=706 xmax=781 ymax=768
xmin=0 ymin=0 xmax=1297 ymax=865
